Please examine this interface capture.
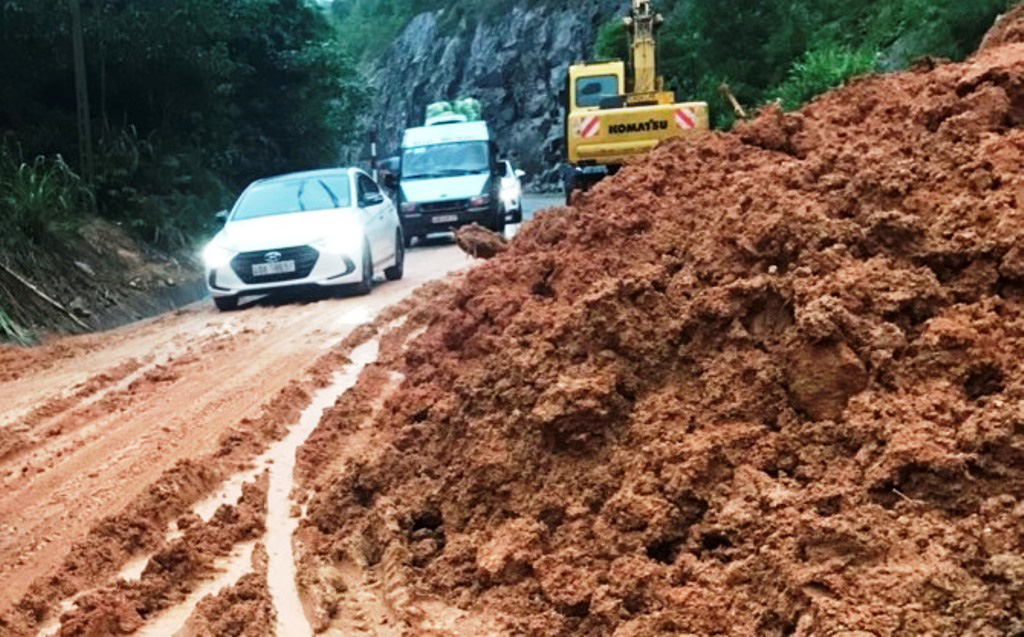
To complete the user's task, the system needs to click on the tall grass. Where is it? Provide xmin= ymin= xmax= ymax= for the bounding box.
xmin=0 ymin=305 xmax=30 ymax=345
xmin=0 ymin=146 xmax=91 ymax=247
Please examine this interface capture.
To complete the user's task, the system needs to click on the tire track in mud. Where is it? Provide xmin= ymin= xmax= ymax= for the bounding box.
xmin=0 ymin=319 xmax=252 ymax=476
xmin=35 ymin=335 xmax=393 ymax=636
xmin=0 ymin=358 xmax=144 ymax=467
xmin=0 ymin=304 xmax=355 ymax=617
xmin=294 ymin=368 xmax=407 ymax=635
xmin=4 ymin=282 xmax=454 ymax=637
xmin=292 ymin=313 xmax=507 ymax=635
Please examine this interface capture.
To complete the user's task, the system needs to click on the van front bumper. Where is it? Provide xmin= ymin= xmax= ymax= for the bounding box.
xmin=401 ymin=202 xmax=497 ymax=236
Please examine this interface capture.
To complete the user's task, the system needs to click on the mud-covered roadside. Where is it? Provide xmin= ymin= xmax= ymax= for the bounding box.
xmin=294 ymin=12 xmax=1024 ymax=637
xmin=0 ymin=218 xmax=206 ymax=344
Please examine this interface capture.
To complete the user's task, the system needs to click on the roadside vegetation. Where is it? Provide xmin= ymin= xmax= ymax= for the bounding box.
xmin=0 ymin=0 xmax=367 ymax=252
xmin=597 ymin=0 xmax=1017 ymax=127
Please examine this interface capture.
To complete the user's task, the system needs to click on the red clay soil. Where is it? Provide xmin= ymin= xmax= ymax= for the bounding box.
xmin=0 ymin=278 xmax=455 ymax=636
xmin=0 ymin=306 xmax=388 ymax=635
xmin=300 ymin=15 xmax=1024 ymax=637
xmin=455 ymin=223 xmax=509 ymax=260
xmin=981 ymin=4 xmax=1024 ymax=52
xmin=182 ymin=543 xmax=275 ymax=637
xmin=52 ymin=475 xmax=267 ymax=636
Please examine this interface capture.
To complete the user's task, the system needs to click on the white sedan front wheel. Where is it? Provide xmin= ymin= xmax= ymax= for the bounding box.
xmin=351 ymin=241 xmax=373 ymax=296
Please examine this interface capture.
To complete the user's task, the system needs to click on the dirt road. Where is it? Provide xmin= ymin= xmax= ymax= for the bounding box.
xmin=0 ymin=196 xmax=560 ymax=636
xmin=0 ymin=244 xmax=468 ymax=631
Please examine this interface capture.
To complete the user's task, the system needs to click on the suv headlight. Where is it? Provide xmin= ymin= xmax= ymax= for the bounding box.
xmin=469 ymin=194 xmax=491 ymax=208
xmin=202 ymin=244 xmax=234 ymax=269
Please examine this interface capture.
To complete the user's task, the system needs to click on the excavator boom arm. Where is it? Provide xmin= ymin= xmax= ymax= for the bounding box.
xmin=625 ymin=0 xmax=662 ymax=94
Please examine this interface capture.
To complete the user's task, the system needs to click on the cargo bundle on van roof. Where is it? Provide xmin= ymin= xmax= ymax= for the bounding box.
xmin=402 ymin=120 xmax=490 ymax=148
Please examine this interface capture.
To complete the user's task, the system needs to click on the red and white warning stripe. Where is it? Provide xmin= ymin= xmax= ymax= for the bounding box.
xmin=577 ymin=115 xmax=601 ymax=139
xmin=674 ymin=108 xmax=697 ymax=130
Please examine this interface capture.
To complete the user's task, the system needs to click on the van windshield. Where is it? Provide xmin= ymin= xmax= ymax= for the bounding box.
xmin=402 ymin=141 xmax=490 ymax=180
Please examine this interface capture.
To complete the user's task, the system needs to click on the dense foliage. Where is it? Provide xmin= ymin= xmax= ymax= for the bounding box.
xmin=2 ymin=0 xmax=1014 ymax=251
xmin=596 ymin=0 xmax=1015 ymax=127
xmin=0 ymin=0 xmax=367 ymax=250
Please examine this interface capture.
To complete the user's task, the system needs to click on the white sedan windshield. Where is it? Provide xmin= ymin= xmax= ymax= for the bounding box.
xmin=232 ymin=176 xmax=351 ymax=221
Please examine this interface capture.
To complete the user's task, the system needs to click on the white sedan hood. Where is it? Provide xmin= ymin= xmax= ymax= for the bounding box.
xmin=215 ymin=209 xmax=354 ymax=252
xmin=400 ymin=174 xmax=489 ymax=204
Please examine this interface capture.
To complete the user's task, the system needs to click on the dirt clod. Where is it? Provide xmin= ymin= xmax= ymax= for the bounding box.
xmin=455 ymin=223 xmax=508 ymax=259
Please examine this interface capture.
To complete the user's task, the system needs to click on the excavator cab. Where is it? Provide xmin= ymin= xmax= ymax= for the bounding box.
xmin=569 ymin=62 xmax=626 ymax=112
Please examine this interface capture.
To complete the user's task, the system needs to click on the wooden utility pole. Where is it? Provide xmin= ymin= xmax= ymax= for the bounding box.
xmin=69 ymin=0 xmax=94 ymax=182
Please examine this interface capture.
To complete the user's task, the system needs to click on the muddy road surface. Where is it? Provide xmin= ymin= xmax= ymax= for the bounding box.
xmin=0 ymin=196 xmax=559 ymax=636
xmin=0 ymin=244 xmax=465 ymax=635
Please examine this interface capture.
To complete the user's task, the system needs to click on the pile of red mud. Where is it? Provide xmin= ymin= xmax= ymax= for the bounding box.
xmin=302 ymin=15 xmax=1024 ymax=637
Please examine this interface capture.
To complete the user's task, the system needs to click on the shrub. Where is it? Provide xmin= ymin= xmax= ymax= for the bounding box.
xmin=90 ymin=128 xmax=230 ymax=250
xmin=0 ymin=146 xmax=91 ymax=247
xmin=595 ymin=19 xmax=629 ymax=62
xmin=774 ymin=45 xmax=877 ymax=110
xmin=648 ymin=0 xmax=1015 ymax=126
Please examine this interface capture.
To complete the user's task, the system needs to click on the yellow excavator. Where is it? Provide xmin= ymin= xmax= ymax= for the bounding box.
xmin=563 ymin=0 xmax=709 ymax=203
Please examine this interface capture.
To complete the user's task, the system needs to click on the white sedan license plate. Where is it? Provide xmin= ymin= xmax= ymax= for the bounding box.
xmin=432 ymin=214 xmax=459 ymax=224
xmin=252 ymin=260 xmax=296 ymax=277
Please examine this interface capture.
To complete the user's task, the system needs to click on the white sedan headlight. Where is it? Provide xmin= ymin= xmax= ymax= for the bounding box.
xmin=202 ymin=243 xmax=235 ymax=269
xmin=316 ymin=215 xmax=364 ymax=256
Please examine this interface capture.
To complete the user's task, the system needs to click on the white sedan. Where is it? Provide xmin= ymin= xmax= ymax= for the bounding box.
xmin=202 ymin=168 xmax=404 ymax=311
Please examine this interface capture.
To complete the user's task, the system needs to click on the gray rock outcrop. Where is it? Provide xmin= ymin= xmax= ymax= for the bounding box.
xmin=362 ymin=1 xmax=626 ymax=188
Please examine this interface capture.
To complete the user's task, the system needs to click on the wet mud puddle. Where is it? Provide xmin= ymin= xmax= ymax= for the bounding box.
xmin=266 ymin=339 xmax=381 ymax=634
xmin=38 ymin=338 xmax=381 ymax=636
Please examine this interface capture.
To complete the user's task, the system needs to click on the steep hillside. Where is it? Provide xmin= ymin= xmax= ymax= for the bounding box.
xmin=360 ymin=0 xmax=626 ymax=186
xmin=354 ymin=0 xmax=1015 ymax=188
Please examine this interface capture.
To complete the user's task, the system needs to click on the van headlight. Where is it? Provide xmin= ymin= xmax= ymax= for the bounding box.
xmin=202 ymin=244 xmax=235 ymax=269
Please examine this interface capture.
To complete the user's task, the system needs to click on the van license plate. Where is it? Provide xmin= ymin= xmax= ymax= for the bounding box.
xmin=252 ymin=260 xmax=296 ymax=276
xmin=432 ymin=214 xmax=458 ymax=224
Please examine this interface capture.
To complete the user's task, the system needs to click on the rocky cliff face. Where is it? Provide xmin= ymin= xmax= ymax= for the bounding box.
xmin=364 ymin=1 xmax=626 ymax=188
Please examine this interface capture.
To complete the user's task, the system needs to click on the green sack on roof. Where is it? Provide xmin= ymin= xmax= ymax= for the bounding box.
xmin=425 ymin=98 xmax=482 ymax=122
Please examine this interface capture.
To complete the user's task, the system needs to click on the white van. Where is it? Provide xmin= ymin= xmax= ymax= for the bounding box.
xmin=393 ymin=120 xmax=506 ymax=246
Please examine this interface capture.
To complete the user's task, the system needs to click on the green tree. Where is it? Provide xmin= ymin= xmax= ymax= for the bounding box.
xmin=0 ymin=0 xmax=368 ymax=248
xmin=594 ymin=18 xmax=628 ymax=62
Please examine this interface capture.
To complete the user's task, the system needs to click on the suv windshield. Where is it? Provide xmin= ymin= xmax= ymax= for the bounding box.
xmin=232 ymin=176 xmax=351 ymax=221
xmin=402 ymin=141 xmax=490 ymax=180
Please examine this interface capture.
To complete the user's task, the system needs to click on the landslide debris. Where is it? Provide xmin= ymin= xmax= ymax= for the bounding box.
xmin=52 ymin=476 xmax=267 ymax=636
xmin=303 ymin=16 xmax=1024 ymax=637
